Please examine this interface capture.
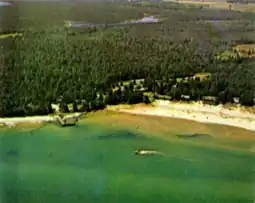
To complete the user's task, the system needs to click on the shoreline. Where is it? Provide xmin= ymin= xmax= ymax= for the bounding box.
xmin=0 ymin=116 xmax=56 ymax=128
xmin=0 ymin=113 xmax=82 ymax=128
xmin=0 ymin=100 xmax=255 ymax=132
xmin=106 ymin=100 xmax=255 ymax=132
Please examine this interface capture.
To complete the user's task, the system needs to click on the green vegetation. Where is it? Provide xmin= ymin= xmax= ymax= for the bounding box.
xmin=1 ymin=3 xmax=254 ymax=203
xmin=0 ymin=2 xmax=255 ymax=118
xmin=0 ymin=33 xmax=22 ymax=39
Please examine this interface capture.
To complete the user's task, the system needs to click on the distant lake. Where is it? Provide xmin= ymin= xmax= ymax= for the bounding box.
xmin=69 ymin=16 xmax=161 ymax=28
xmin=0 ymin=2 xmax=10 ymax=6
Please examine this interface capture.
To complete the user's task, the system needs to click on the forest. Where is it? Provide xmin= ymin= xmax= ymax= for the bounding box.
xmin=0 ymin=1 xmax=254 ymax=117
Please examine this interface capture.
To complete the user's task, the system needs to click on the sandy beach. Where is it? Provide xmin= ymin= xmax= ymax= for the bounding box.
xmin=0 ymin=100 xmax=255 ymax=132
xmin=0 ymin=113 xmax=82 ymax=127
xmin=107 ymin=100 xmax=255 ymax=132
xmin=0 ymin=116 xmax=56 ymax=127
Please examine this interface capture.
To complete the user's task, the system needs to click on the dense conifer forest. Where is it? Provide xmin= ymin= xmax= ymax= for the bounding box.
xmin=0 ymin=1 xmax=254 ymax=117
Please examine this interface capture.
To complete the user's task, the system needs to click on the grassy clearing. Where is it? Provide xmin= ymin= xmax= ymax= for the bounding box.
xmin=217 ymin=43 xmax=255 ymax=59
xmin=168 ymin=0 xmax=255 ymax=12
xmin=216 ymin=50 xmax=240 ymax=60
xmin=0 ymin=33 xmax=22 ymax=39
xmin=193 ymin=72 xmax=211 ymax=80
xmin=233 ymin=43 xmax=255 ymax=53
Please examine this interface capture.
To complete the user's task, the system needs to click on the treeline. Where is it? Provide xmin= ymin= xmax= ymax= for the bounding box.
xmin=0 ymin=29 xmax=254 ymax=117
xmin=145 ymin=60 xmax=254 ymax=106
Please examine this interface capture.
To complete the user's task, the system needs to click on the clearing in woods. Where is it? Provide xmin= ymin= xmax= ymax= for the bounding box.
xmin=165 ymin=0 xmax=255 ymax=12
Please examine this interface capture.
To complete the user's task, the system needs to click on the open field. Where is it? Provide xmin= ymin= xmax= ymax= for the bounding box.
xmin=233 ymin=43 xmax=255 ymax=53
xmin=165 ymin=0 xmax=255 ymax=12
xmin=0 ymin=32 xmax=22 ymax=39
xmin=217 ymin=43 xmax=255 ymax=59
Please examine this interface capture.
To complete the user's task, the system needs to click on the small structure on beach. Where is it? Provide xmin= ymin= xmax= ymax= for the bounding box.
xmin=181 ymin=95 xmax=191 ymax=101
xmin=233 ymin=97 xmax=240 ymax=104
xmin=202 ymin=96 xmax=217 ymax=104
xmin=4 ymin=122 xmax=16 ymax=128
xmin=55 ymin=113 xmax=83 ymax=127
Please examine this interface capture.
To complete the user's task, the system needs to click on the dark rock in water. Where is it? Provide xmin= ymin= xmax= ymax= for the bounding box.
xmin=6 ymin=150 xmax=19 ymax=157
xmin=176 ymin=134 xmax=211 ymax=139
xmin=98 ymin=130 xmax=143 ymax=140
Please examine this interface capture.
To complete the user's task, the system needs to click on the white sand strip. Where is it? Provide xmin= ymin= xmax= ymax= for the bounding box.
xmin=107 ymin=100 xmax=255 ymax=132
xmin=0 ymin=116 xmax=56 ymax=127
xmin=0 ymin=112 xmax=83 ymax=127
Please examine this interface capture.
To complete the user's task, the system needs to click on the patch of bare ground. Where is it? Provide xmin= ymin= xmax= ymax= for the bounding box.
xmin=166 ymin=0 xmax=255 ymax=12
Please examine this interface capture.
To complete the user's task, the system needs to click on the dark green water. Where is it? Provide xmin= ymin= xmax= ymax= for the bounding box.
xmin=0 ymin=123 xmax=254 ymax=203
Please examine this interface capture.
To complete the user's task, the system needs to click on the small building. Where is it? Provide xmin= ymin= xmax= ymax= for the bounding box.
xmin=233 ymin=97 xmax=240 ymax=104
xmin=202 ymin=96 xmax=217 ymax=101
xmin=56 ymin=114 xmax=82 ymax=127
xmin=181 ymin=95 xmax=191 ymax=101
xmin=202 ymin=96 xmax=217 ymax=105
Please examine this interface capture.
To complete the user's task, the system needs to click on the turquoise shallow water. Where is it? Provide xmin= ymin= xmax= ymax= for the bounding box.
xmin=0 ymin=123 xmax=254 ymax=203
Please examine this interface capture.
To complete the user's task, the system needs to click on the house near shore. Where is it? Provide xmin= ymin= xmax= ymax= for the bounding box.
xmin=202 ymin=96 xmax=217 ymax=105
xmin=181 ymin=95 xmax=191 ymax=101
xmin=233 ymin=97 xmax=240 ymax=104
xmin=4 ymin=122 xmax=16 ymax=128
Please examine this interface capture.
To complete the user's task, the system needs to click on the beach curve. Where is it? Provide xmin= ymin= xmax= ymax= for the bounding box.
xmin=106 ymin=100 xmax=255 ymax=132
xmin=0 ymin=100 xmax=255 ymax=132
